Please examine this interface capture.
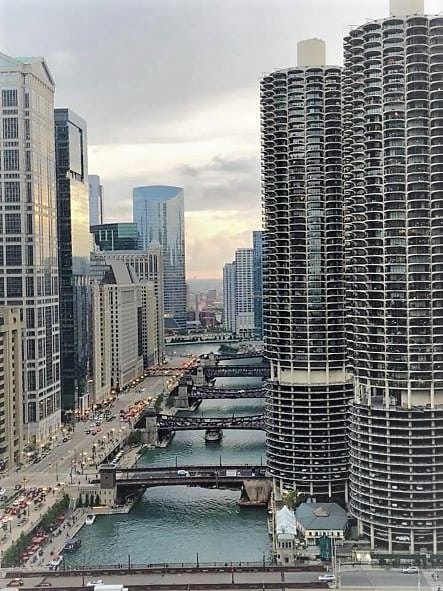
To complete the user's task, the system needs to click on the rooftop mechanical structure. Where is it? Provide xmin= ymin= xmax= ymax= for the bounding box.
xmin=344 ymin=0 xmax=443 ymax=554
xmin=261 ymin=39 xmax=352 ymax=499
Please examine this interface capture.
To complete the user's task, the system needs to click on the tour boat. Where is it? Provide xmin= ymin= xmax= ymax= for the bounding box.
xmin=63 ymin=537 xmax=81 ymax=552
xmin=204 ymin=428 xmax=223 ymax=443
xmin=48 ymin=555 xmax=63 ymax=571
xmin=85 ymin=513 xmax=96 ymax=525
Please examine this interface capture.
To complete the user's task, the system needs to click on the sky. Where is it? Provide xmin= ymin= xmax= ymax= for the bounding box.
xmin=0 ymin=0 xmax=441 ymax=278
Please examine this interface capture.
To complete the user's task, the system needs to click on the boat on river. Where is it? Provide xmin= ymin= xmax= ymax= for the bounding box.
xmin=204 ymin=428 xmax=223 ymax=443
xmin=85 ymin=513 xmax=96 ymax=525
xmin=63 ymin=537 xmax=81 ymax=552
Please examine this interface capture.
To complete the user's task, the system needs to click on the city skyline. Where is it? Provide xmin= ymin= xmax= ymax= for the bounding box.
xmin=1 ymin=0 xmax=440 ymax=278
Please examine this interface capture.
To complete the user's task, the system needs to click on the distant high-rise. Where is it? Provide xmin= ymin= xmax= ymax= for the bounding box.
xmin=88 ymin=175 xmax=104 ymax=227
xmin=55 ymin=108 xmax=90 ymax=414
xmin=133 ymin=186 xmax=186 ymax=330
xmin=261 ymin=39 xmax=351 ymax=498
xmin=91 ymin=222 xmax=139 ymax=251
xmin=252 ymin=231 xmax=263 ymax=339
xmin=223 ymin=262 xmax=236 ymax=333
xmin=234 ymin=249 xmax=254 ymax=338
xmin=0 ymin=53 xmax=61 ymax=443
xmin=345 ymin=0 xmax=443 ymax=554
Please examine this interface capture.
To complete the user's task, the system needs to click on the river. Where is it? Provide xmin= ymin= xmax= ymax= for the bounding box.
xmin=65 ymin=342 xmax=270 ymax=566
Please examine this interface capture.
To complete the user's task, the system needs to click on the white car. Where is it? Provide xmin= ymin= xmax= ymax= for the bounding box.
xmin=402 ymin=566 xmax=418 ymax=574
xmin=86 ymin=580 xmax=103 ymax=587
xmin=318 ymin=573 xmax=335 ymax=582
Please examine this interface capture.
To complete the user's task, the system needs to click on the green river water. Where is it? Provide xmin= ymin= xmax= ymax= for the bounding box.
xmin=65 ymin=343 xmax=270 ymax=566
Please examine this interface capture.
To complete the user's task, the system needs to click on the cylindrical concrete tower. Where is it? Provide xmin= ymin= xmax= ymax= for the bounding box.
xmin=261 ymin=39 xmax=353 ymax=499
xmin=344 ymin=0 xmax=443 ymax=554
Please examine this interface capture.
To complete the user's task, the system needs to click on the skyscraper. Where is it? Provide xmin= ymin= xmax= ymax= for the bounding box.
xmin=345 ymin=0 xmax=443 ymax=553
xmin=133 ymin=185 xmax=186 ymax=330
xmin=55 ymin=108 xmax=90 ymax=414
xmin=234 ymin=248 xmax=254 ymax=338
xmin=223 ymin=262 xmax=236 ymax=333
xmin=88 ymin=174 xmax=103 ymax=227
xmin=252 ymin=230 xmax=263 ymax=339
xmin=261 ymin=39 xmax=351 ymax=498
xmin=0 ymin=53 xmax=61 ymax=443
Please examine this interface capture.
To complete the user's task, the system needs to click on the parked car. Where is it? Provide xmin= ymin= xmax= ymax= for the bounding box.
xmin=402 ymin=566 xmax=418 ymax=574
xmin=318 ymin=573 xmax=335 ymax=582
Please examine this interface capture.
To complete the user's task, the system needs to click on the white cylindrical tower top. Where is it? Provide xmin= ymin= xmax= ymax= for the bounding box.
xmin=297 ymin=38 xmax=326 ymax=67
xmin=389 ymin=0 xmax=424 ymax=16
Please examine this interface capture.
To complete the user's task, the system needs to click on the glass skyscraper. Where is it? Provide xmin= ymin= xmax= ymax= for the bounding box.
xmin=0 ymin=53 xmax=61 ymax=443
xmin=133 ymin=185 xmax=186 ymax=330
xmin=55 ymin=108 xmax=90 ymax=413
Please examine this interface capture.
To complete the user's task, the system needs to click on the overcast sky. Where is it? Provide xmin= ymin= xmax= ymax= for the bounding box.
xmin=1 ymin=0 xmax=441 ymax=277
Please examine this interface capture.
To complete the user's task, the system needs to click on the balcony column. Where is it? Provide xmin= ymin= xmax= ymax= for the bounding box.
xmin=410 ymin=530 xmax=414 ymax=554
xmin=370 ymin=523 xmax=375 ymax=549
xmin=433 ymin=529 xmax=437 ymax=555
xmin=387 ymin=527 xmax=392 ymax=553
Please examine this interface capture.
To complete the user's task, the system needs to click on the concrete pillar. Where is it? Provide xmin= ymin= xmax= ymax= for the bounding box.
xmin=433 ymin=529 xmax=438 ymax=555
xmin=175 ymin=382 xmax=190 ymax=409
xmin=142 ymin=409 xmax=159 ymax=445
xmin=410 ymin=530 xmax=415 ymax=554
xmin=388 ymin=528 xmax=392 ymax=553
xmin=370 ymin=523 xmax=375 ymax=550
xmin=195 ymin=366 xmax=207 ymax=386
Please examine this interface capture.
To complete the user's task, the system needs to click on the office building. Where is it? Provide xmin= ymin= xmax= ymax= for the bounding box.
xmin=0 ymin=53 xmax=61 ymax=443
xmin=261 ymin=39 xmax=351 ymax=498
xmin=234 ymin=248 xmax=254 ymax=338
xmin=88 ymin=174 xmax=103 ymax=227
xmin=133 ymin=185 xmax=186 ymax=330
xmin=90 ymin=261 xmax=144 ymax=400
xmin=91 ymin=244 xmax=164 ymax=364
xmin=223 ymin=263 xmax=236 ymax=333
xmin=91 ymin=222 xmax=139 ymax=251
xmin=0 ymin=307 xmax=23 ymax=469
xmin=345 ymin=0 xmax=443 ymax=553
xmin=253 ymin=230 xmax=263 ymax=339
xmin=55 ymin=108 xmax=90 ymax=414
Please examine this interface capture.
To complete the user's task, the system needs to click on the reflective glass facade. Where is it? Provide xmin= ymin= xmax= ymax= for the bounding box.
xmin=0 ymin=54 xmax=61 ymax=443
xmin=133 ymin=186 xmax=186 ymax=329
xmin=344 ymin=12 xmax=443 ymax=554
xmin=55 ymin=108 xmax=90 ymax=411
xmin=261 ymin=51 xmax=352 ymax=498
xmin=91 ymin=222 xmax=139 ymax=251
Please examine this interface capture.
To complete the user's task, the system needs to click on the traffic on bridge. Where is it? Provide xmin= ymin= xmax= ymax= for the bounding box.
xmin=190 ymin=386 xmax=264 ymax=399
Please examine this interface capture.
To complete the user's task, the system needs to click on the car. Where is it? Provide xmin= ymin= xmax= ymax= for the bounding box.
xmin=395 ymin=535 xmax=410 ymax=542
xmin=86 ymin=580 xmax=103 ymax=587
xmin=177 ymin=470 xmax=190 ymax=477
xmin=402 ymin=566 xmax=418 ymax=574
xmin=14 ymin=484 xmax=22 ymax=490
xmin=318 ymin=573 xmax=335 ymax=582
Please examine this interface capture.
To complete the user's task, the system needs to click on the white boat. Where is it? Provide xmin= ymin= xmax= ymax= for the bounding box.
xmin=48 ymin=555 xmax=63 ymax=570
xmin=85 ymin=513 xmax=96 ymax=525
xmin=205 ymin=429 xmax=223 ymax=443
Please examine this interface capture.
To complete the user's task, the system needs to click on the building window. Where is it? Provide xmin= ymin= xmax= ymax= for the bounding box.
xmin=6 ymin=277 xmax=22 ymax=297
xmin=5 ymin=245 xmax=21 ymax=266
xmin=2 ymin=89 xmax=17 ymax=108
xmin=4 ymin=213 xmax=21 ymax=234
xmin=3 ymin=150 xmax=19 ymax=171
xmin=2 ymin=118 xmax=18 ymax=139
xmin=4 ymin=181 xmax=20 ymax=203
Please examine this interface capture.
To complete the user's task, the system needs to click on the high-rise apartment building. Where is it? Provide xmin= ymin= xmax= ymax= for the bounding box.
xmin=223 ymin=262 xmax=236 ymax=333
xmin=234 ymin=248 xmax=254 ymax=338
xmin=0 ymin=307 xmax=23 ymax=469
xmin=90 ymin=261 xmax=144 ymax=400
xmin=261 ymin=39 xmax=351 ymax=498
xmin=55 ymin=108 xmax=90 ymax=414
xmin=88 ymin=174 xmax=103 ymax=227
xmin=345 ymin=0 xmax=443 ymax=553
xmin=91 ymin=244 xmax=164 ymax=364
xmin=91 ymin=222 xmax=139 ymax=251
xmin=133 ymin=186 xmax=186 ymax=330
xmin=252 ymin=230 xmax=263 ymax=339
xmin=0 ymin=53 xmax=61 ymax=443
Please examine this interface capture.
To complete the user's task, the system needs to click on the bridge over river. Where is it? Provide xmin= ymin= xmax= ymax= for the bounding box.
xmin=190 ymin=386 xmax=264 ymax=399
xmin=157 ymin=414 xmax=265 ymax=432
xmin=96 ymin=464 xmax=272 ymax=506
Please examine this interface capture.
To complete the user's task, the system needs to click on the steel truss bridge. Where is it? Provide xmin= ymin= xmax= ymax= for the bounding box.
xmin=157 ymin=414 xmax=265 ymax=432
xmin=191 ymin=386 xmax=264 ymax=399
